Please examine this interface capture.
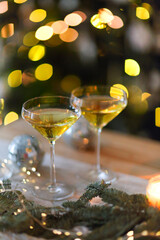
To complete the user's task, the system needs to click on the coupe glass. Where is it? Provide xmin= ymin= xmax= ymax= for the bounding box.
xmin=22 ymin=96 xmax=81 ymax=201
xmin=71 ymin=85 xmax=127 ymax=183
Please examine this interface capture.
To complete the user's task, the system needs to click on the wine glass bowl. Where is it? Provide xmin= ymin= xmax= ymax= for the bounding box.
xmin=71 ymin=85 xmax=127 ymax=183
xmin=22 ymin=96 xmax=81 ymax=201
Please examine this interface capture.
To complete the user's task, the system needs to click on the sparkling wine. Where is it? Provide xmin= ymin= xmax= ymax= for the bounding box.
xmin=23 ymin=108 xmax=78 ymax=141
xmin=81 ymin=96 xmax=126 ymax=129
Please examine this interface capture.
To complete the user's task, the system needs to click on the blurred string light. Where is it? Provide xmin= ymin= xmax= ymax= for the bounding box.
xmin=23 ymin=31 xmax=39 ymax=47
xmin=155 ymin=108 xmax=160 ymax=127
xmin=61 ymin=75 xmax=81 ymax=93
xmin=28 ymin=45 xmax=45 ymax=61
xmin=35 ymin=26 xmax=53 ymax=41
xmin=59 ymin=28 xmax=78 ymax=42
xmin=4 ymin=112 xmax=19 ymax=125
xmin=51 ymin=20 xmax=68 ymax=34
xmin=35 ymin=63 xmax=53 ymax=81
xmin=141 ymin=92 xmax=151 ymax=101
xmin=113 ymin=83 xmax=129 ymax=98
xmin=14 ymin=0 xmax=28 ymax=3
xmin=91 ymin=8 xmax=123 ymax=30
xmin=1 ymin=23 xmax=14 ymax=38
xmin=64 ymin=13 xmax=82 ymax=26
xmin=29 ymin=9 xmax=47 ymax=23
xmin=107 ymin=16 xmax=124 ymax=29
xmin=8 ymin=70 xmax=22 ymax=87
xmin=125 ymin=59 xmax=140 ymax=76
xmin=74 ymin=11 xmax=87 ymax=22
xmin=0 ymin=1 xmax=8 ymax=14
xmin=136 ymin=7 xmax=150 ymax=20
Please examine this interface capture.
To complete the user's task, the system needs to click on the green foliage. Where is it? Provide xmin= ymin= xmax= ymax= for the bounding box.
xmin=0 ymin=181 xmax=160 ymax=239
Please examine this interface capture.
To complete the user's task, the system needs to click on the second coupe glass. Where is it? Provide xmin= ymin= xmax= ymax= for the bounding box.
xmin=71 ymin=85 xmax=127 ymax=183
xmin=22 ymin=96 xmax=81 ymax=201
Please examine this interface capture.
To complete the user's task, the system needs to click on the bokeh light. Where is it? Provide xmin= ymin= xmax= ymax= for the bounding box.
xmin=1 ymin=23 xmax=14 ymax=38
xmin=0 ymin=1 xmax=8 ymax=14
xmin=90 ymin=14 xmax=106 ymax=29
xmin=23 ymin=31 xmax=39 ymax=47
xmin=98 ymin=8 xmax=114 ymax=23
xmin=136 ymin=7 xmax=150 ymax=20
xmin=14 ymin=0 xmax=28 ymax=3
xmin=141 ymin=92 xmax=151 ymax=101
xmin=35 ymin=63 xmax=53 ymax=81
xmin=4 ymin=112 xmax=19 ymax=125
xmin=22 ymin=69 xmax=36 ymax=86
xmin=45 ymin=35 xmax=62 ymax=47
xmin=59 ymin=28 xmax=78 ymax=42
xmin=51 ymin=21 xmax=68 ymax=34
xmin=155 ymin=108 xmax=160 ymax=127
xmin=35 ymin=26 xmax=53 ymax=41
xmin=64 ymin=13 xmax=82 ymax=26
xmin=29 ymin=9 xmax=47 ymax=23
xmin=61 ymin=75 xmax=81 ymax=93
xmin=107 ymin=16 xmax=124 ymax=29
xmin=74 ymin=11 xmax=87 ymax=22
xmin=125 ymin=59 xmax=140 ymax=76
xmin=28 ymin=45 xmax=45 ymax=61
xmin=113 ymin=84 xmax=129 ymax=98
xmin=8 ymin=70 xmax=22 ymax=87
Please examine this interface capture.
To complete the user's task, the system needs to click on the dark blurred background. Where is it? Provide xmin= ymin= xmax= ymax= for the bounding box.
xmin=1 ymin=0 xmax=160 ymax=140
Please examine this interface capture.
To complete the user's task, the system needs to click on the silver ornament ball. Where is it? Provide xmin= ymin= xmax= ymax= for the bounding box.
xmin=8 ymin=134 xmax=42 ymax=170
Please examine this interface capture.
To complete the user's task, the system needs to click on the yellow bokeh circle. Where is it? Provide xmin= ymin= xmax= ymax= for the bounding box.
xmin=8 ymin=70 xmax=22 ymax=87
xmin=4 ymin=112 xmax=19 ymax=125
xmin=125 ymin=59 xmax=140 ymax=77
xmin=28 ymin=45 xmax=45 ymax=61
xmin=35 ymin=26 xmax=53 ymax=41
xmin=29 ymin=9 xmax=47 ymax=22
xmin=35 ymin=63 xmax=53 ymax=81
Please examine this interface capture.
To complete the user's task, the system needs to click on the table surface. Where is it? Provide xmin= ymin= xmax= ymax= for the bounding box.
xmin=0 ymin=118 xmax=160 ymax=180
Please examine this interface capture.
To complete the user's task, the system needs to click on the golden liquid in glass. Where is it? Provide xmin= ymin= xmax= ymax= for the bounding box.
xmin=24 ymin=108 xmax=78 ymax=141
xmin=81 ymin=96 xmax=126 ymax=129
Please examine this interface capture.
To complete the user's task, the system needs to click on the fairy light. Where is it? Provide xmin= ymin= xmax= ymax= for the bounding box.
xmin=22 ymin=188 xmax=27 ymax=192
xmin=31 ymin=167 xmax=36 ymax=172
xmin=34 ymin=186 xmax=40 ymax=190
xmin=90 ymin=14 xmax=106 ymax=29
xmin=136 ymin=7 xmax=150 ymax=20
xmin=141 ymin=92 xmax=151 ymax=101
xmin=41 ymin=213 xmax=47 ymax=218
xmin=59 ymin=28 xmax=78 ymax=42
xmin=51 ymin=20 xmax=68 ymax=34
xmin=65 ymin=231 xmax=70 ymax=236
xmin=74 ymin=11 xmax=87 ymax=22
xmin=107 ymin=16 xmax=124 ymax=29
xmin=35 ymin=26 xmax=53 ymax=41
xmin=22 ymin=167 xmax=27 ymax=172
xmin=76 ymin=231 xmax=83 ymax=236
xmin=98 ymin=8 xmax=114 ymax=23
xmin=125 ymin=59 xmax=140 ymax=76
xmin=28 ymin=45 xmax=45 ymax=61
xmin=35 ymin=63 xmax=53 ymax=81
xmin=23 ymin=31 xmax=39 ymax=47
xmin=14 ymin=0 xmax=28 ymax=3
xmin=0 ymin=1 xmax=8 ymax=14
xmin=8 ymin=70 xmax=22 ymax=88
xmin=30 ymin=225 xmax=34 ymax=229
xmin=155 ymin=108 xmax=160 ymax=127
xmin=4 ymin=112 xmax=19 ymax=125
xmin=64 ymin=13 xmax=82 ymax=26
xmin=53 ymin=230 xmax=62 ymax=235
xmin=127 ymin=231 xmax=134 ymax=237
xmin=141 ymin=230 xmax=149 ymax=236
xmin=26 ymin=170 xmax=31 ymax=175
xmin=1 ymin=23 xmax=14 ymax=38
xmin=29 ymin=9 xmax=47 ymax=23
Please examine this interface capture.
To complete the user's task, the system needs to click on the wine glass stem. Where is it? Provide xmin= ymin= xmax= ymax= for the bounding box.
xmin=49 ymin=141 xmax=56 ymax=189
xmin=96 ymin=128 xmax=102 ymax=172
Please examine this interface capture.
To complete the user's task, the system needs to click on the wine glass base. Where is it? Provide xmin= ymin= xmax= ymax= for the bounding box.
xmin=86 ymin=169 xmax=117 ymax=184
xmin=32 ymin=183 xmax=74 ymax=201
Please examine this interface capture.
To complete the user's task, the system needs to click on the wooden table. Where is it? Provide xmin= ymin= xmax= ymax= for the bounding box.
xmin=0 ymin=118 xmax=160 ymax=180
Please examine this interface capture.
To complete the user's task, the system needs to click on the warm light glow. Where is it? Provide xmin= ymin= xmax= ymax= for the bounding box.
xmin=8 ymin=70 xmax=22 ymax=87
xmin=28 ymin=45 xmax=45 ymax=61
xmin=136 ymin=7 xmax=150 ymax=20
xmin=14 ymin=0 xmax=27 ymax=3
xmin=59 ymin=28 xmax=78 ymax=42
xmin=155 ymin=108 xmax=160 ymax=127
xmin=29 ymin=9 xmax=47 ymax=22
xmin=146 ymin=175 xmax=160 ymax=208
xmin=141 ymin=92 xmax=151 ymax=101
xmin=98 ymin=8 xmax=114 ymax=23
xmin=113 ymin=84 xmax=129 ymax=98
xmin=4 ymin=112 xmax=19 ymax=125
xmin=35 ymin=63 xmax=53 ymax=81
xmin=64 ymin=13 xmax=82 ymax=26
xmin=51 ymin=20 xmax=68 ymax=34
xmin=127 ymin=231 xmax=134 ymax=237
xmin=35 ymin=26 xmax=53 ymax=41
xmin=142 ymin=3 xmax=152 ymax=13
xmin=90 ymin=14 xmax=106 ymax=29
xmin=61 ymin=75 xmax=81 ymax=93
xmin=74 ymin=11 xmax=87 ymax=22
xmin=1 ymin=23 xmax=14 ymax=38
xmin=107 ymin=16 xmax=124 ymax=29
xmin=0 ymin=1 xmax=8 ymax=14
xmin=125 ymin=59 xmax=140 ymax=76
xmin=23 ymin=31 xmax=39 ymax=46
xmin=110 ymin=86 xmax=124 ymax=100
